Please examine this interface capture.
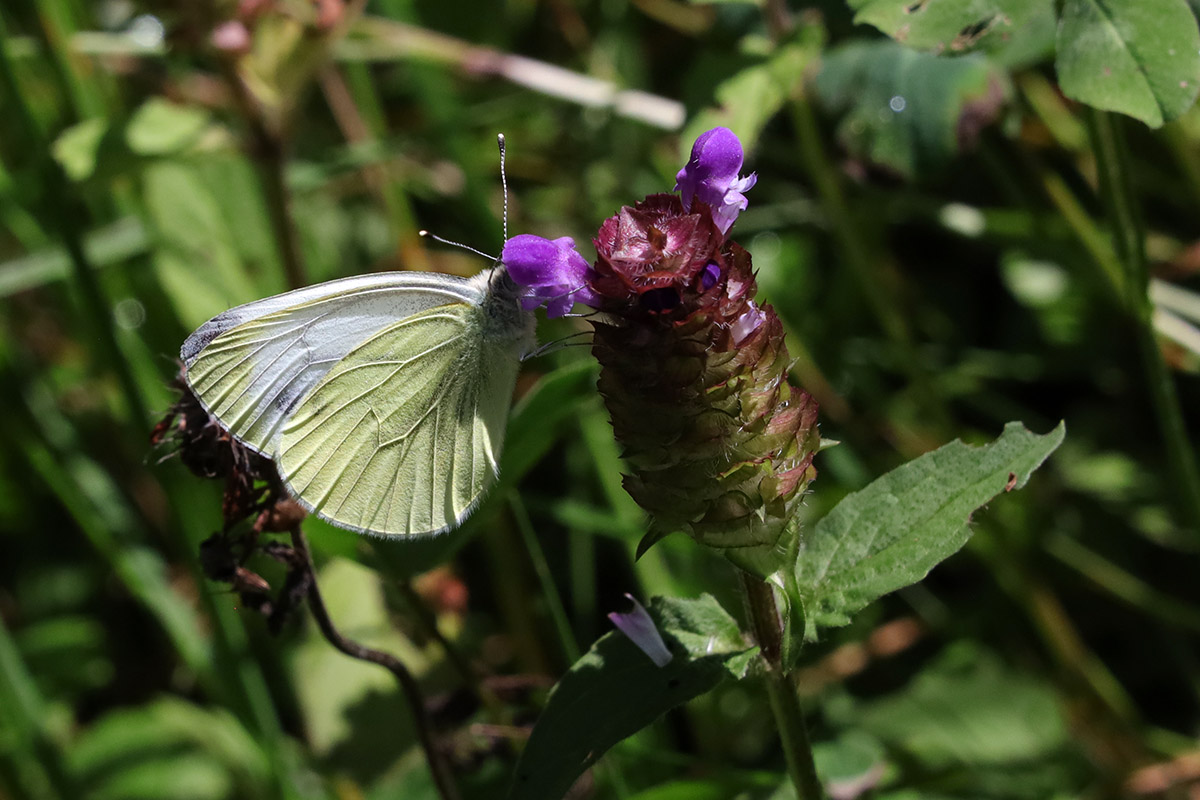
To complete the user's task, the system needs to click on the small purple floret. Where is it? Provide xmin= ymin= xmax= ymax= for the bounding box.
xmin=731 ymin=301 xmax=765 ymax=345
xmin=502 ymin=234 xmax=598 ymax=318
xmin=675 ymin=127 xmax=757 ymax=235
xmin=608 ymin=594 xmax=672 ymax=667
xmin=699 ymin=260 xmax=721 ymax=291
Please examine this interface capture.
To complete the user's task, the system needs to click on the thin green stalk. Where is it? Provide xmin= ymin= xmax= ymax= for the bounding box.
xmin=508 ymin=493 xmax=581 ymax=664
xmin=1087 ymin=109 xmax=1200 ymax=536
xmin=787 ymin=98 xmax=910 ymax=348
xmin=739 ymin=574 xmax=824 ymax=800
xmin=214 ymin=55 xmax=308 ymax=290
xmin=1046 ymin=534 xmax=1200 ymax=633
xmin=256 ymin=133 xmax=308 ymax=291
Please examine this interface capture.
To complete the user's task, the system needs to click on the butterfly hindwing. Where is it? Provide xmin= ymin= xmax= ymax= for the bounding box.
xmin=276 ymin=300 xmax=522 ymax=536
xmin=182 ymin=272 xmax=483 ymax=454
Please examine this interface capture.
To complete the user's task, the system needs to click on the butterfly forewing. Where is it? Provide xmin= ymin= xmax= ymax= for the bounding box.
xmin=277 ymin=300 xmax=522 ymax=536
xmin=182 ymin=272 xmax=482 ymax=454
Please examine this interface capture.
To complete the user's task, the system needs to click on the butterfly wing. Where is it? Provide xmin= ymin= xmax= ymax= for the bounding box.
xmin=276 ymin=300 xmax=523 ymax=536
xmin=182 ymin=272 xmax=483 ymax=454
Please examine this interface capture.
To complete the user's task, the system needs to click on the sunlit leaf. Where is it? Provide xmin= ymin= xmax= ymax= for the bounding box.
xmin=125 ymin=98 xmax=213 ymax=155
xmin=794 ymin=422 xmax=1065 ymax=640
xmin=1056 ymin=0 xmax=1200 ymax=127
xmin=849 ymin=0 xmax=1056 ymax=67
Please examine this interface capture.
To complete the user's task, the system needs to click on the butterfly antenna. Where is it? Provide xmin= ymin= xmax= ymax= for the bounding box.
xmin=523 ymin=330 xmax=594 ymax=361
xmin=498 ymin=133 xmax=509 ymax=242
xmin=418 ymin=230 xmax=497 ymax=262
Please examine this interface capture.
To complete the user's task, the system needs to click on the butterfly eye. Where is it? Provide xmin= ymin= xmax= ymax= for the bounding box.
xmin=640 ymin=287 xmax=681 ymax=313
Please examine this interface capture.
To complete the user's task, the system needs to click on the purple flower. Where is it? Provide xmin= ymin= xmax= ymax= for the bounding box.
xmin=731 ymin=300 xmax=765 ymax=345
xmin=502 ymin=234 xmax=599 ymax=318
xmin=674 ymin=127 xmax=757 ymax=235
xmin=608 ymin=594 xmax=672 ymax=667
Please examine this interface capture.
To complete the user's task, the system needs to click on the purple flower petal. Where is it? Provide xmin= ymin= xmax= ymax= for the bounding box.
xmin=731 ymin=301 xmax=765 ymax=345
xmin=608 ymin=594 xmax=672 ymax=667
xmin=674 ymin=127 xmax=756 ymax=234
xmin=501 ymin=234 xmax=598 ymax=318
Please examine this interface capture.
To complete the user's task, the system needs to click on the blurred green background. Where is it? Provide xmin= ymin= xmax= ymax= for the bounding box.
xmin=3 ymin=1 xmax=1200 ymax=798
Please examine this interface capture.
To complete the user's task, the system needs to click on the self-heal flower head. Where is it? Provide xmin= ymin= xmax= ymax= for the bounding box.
xmin=608 ymin=594 xmax=672 ymax=667
xmin=502 ymin=234 xmax=599 ymax=318
xmin=674 ymin=127 xmax=757 ymax=235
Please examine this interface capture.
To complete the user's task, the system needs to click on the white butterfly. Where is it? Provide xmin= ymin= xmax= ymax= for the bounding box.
xmin=180 ymin=266 xmax=535 ymax=536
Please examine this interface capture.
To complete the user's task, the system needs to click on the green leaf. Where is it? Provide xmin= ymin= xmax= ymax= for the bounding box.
xmin=849 ymin=0 xmax=1057 ymax=67
xmin=507 ymin=595 xmax=756 ymax=800
xmin=1056 ymin=0 xmax=1200 ymax=127
xmin=683 ymin=29 xmax=823 ymax=157
xmin=502 ymin=358 xmax=600 ymax=486
xmin=68 ymin=697 xmax=270 ymax=800
xmin=0 ymin=217 xmax=149 ymax=298
xmin=813 ymin=40 xmax=1010 ymax=177
xmin=125 ymin=98 xmax=213 ymax=155
xmin=143 ymin=162 xmax=259 ymax=327
xmin=291 ymin=558 xmax=427 ymax=756
xmin=51 ymin=118 xmax=109 ymax=182
xmin=854 ymin=646 xmax=1069 ymax=768
xmin=795 ymin=421 xmax=1065 ymax=640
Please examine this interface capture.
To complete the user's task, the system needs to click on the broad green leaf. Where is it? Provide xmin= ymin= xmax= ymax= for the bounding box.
xmin=502 ymin=358 xmax=600 ymax=485
xmin=813 ymin=40 xmax=1010 ymax=177
xmin=849 ymin=0 xmax=1056 ymax=67
xmin=507 ymin=595 xmax=756 ymax=800
xmin=1056 ymin=0 xmax=1200 ymax=127
xmin=795 ymin=421 xmax=1065 ymax=640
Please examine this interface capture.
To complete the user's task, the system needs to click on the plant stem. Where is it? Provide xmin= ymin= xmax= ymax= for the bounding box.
xmin=0 ymin=20 xmax=149 ymax=426
xmin=288 ymin=528 xmax=461 ymax=800
xmin=787 ymin=95 xmax=952 ymax=436
xmin=509 ymin=493 xmax=582 ymax=664
xmin=215 ymin=55 xmax=308 ymax=290
xmin=1086 ymin=109 xmax=1200 ymax=536
xmin=739 ymin=574 xmax=825 ymax=800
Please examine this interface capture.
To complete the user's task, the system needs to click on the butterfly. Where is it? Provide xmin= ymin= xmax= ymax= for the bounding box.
xmin=180 ymin=265 xmax=536 ymax=537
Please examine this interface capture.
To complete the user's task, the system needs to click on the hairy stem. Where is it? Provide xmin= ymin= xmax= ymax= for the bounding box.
xmin=289 ymin=529 xmax=460 ymax=800
xmin=740 ymin=574 xmax=825 ymax=800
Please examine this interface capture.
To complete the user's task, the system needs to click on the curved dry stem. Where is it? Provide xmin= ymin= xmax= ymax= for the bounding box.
xmin=288 ymin=528 xmax=461 ymax=800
